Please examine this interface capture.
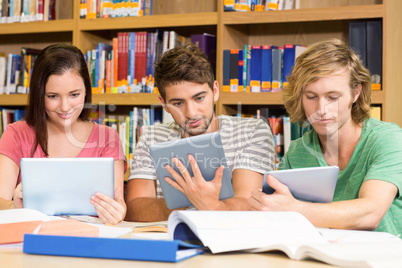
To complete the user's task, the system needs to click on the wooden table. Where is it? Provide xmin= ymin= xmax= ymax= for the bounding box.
xmin=0 ymin=248 xmax=336 ymax=268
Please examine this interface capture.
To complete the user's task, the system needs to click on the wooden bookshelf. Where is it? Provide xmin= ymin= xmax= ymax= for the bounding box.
xmin=0 ymin=0 xmax=401 ymax=126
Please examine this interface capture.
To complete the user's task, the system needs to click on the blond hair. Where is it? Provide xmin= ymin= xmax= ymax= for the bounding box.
xmin=283 ymin=38 xmax=371 ymax=125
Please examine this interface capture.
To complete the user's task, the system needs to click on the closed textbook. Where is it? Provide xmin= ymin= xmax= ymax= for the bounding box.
xmin=23 ymin=234 xmax=205 ymax=262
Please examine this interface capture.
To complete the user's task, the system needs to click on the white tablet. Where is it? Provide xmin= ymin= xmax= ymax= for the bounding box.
xmin=262 ymin=166 xmax=339 ymax=203
xmin=21 ymin=157 xmax=114 ymax=216
xmin=149 ymin=132 xmax=234 ymax=209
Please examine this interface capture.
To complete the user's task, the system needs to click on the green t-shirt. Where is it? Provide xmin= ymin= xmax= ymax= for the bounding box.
xmin=279 ymin=118 xmax=402 ymax=236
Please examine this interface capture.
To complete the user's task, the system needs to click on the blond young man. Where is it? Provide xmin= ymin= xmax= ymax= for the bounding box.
xmin=249 ymin=39 xmax=402 ymax=236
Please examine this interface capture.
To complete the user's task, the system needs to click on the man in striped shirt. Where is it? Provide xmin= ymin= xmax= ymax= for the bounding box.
xmin=125 ymin=44 xmax=275 ymax=222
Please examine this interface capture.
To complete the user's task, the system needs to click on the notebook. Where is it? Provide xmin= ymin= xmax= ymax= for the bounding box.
xmin=149 ymin=132 xmax=234 ymax=209
xmin=21 ymin=157 xmax=114 ymax=216
xmin=262 ymin=166 xmax=339 ymax=203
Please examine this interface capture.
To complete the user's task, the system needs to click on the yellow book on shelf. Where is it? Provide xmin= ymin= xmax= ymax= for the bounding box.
xmin=370 ymin=106 xmax=382 ymax=121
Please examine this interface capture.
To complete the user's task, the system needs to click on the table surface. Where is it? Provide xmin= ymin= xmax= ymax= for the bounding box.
xmin=0 ymin=248 xmax=337 ymax=268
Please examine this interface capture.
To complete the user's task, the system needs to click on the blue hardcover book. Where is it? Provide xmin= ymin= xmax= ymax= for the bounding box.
xmin=250 ymin=45 xmax=261 ymax=92
xmin=261 ymin=45 xmax=272 ymax=92
xmin=282 ymin=44 xmax=296 ymax=87
xmin=222 ymin=49 xmax=231 ymax=92
xmin=282 ymin=44 xmax=306 ymax=88
xmin=23 ymin=234 xmax=205 ymax=263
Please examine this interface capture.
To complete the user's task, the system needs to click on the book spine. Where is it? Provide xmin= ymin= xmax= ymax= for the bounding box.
xmin=349 ymin=21 xmax=367 ymax=67
xmin=250 ymin=45 xmax=261 ymax=92
xmin=222 ymin=50 xmax=230 ymax=92
xmin=229 ymin=49 xmax=239 ymax=93
xmin=23 ymin=234 xmax=187 ymax=263
xmin=271 ymin=46 xmax=283 ymax=92
xmin=366 ymin=20 xmax=382 ymax=90
xmin=282 ymin=44 xmax=295 ymax=88
xmin=261 ymin=45 xmax=272 ymax=92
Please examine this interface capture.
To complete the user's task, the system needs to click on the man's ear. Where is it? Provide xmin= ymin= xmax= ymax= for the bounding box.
xmin=213 ymin=81 xmax=219 ymax=102
xmin=158 ymin=95 xmax=170 ymax=113
xmin=353 ymin=84 xmax=362 ymax=103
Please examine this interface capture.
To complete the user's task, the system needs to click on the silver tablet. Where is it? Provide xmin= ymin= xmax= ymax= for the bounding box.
xmin=21 ymin=157 xmax=114 ymax=216
xmin=262 ymin=166 xmax=339 ymax=203
xmin=149 ymin=132 xmax=234 ymax=209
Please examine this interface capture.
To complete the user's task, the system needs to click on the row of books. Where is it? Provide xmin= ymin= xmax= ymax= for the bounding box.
xmin=224 ymin=0 xmax=295 ymax=12
xmin=86 ymin=32 xmax=215 ymax=95
xmin=90 ymin=106 xmax=173 ymax=167
xmin=0 ymin=48 xmax=42 ymax=95
xmin=223 ymin=44 xmax=306 ymax=93
xmin=80 ymin=0 xmax=152 ymax=19
xmin=0 ymin=0 xmax=59 ymax=23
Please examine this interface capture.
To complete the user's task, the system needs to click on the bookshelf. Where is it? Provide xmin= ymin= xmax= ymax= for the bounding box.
xmin=0 ymin=0 xmax=401 ymax=126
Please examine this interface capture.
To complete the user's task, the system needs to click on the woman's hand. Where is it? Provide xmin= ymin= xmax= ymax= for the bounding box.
xmin=13 ymin=183 xmax=23 ymax=208
xmin=90 ymin=186 xmax=126 ymax=224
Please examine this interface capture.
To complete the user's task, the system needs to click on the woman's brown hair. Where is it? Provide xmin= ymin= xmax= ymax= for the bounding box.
xmin=25 ymin=44 xmax=92 ymax=156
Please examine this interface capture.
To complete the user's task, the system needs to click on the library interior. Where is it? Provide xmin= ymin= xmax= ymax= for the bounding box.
xmin=1 ymin=0 xmax=402 ymax=267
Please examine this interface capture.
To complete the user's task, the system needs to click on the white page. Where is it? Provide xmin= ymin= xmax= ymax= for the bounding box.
xmin=0 ymin=208 xmax=52 ymax=223
xmin=317 ymin=228 xmax=401 ymax=244
xmin=302 ymin=241 xmax=402 ymax=268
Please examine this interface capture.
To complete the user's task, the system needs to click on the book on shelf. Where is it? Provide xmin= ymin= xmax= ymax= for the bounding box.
xmin=0 ymin=53 xmax=6 ymax=94
xmin=282 ymin=44 xmax=306 ymax=88
xmin=261 ymin=45 xmax=272 ymax=92
xmin=222 ymin=49 xmax=231 ymax=92
xmin=349 ymin=21 xmax=367 ymax=68
xmin=271 ymin=46 xmax=283 ymax=92
xmin=366 ymin=19 xmax=382 ymax=91
xmin=229 ymin=49 xmax=239 ymax=92
xmin=370 ymin=106 xmax=382 ymax=121
xmin=168 ymin=210 xmax=402 ymax=267
xmin=250 ymin=45 xmax=262 ymax=92
xmin=5 ymin=53 xmax=21 ymax=94
xmin=191 ymin=33 xmax=216 ymax=75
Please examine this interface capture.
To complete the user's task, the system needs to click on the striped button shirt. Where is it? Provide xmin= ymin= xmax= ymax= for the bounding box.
xmin=129 ymin=114 xmax=275 ymax=198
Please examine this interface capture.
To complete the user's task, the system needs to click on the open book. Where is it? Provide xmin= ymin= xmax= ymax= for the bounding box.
xmin=168 ymin=211 xmax=402 ymax=268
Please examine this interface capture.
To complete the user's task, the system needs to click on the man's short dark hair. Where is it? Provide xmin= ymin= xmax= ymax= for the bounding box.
xmin=154 ymin=43 xmax=215 ymax=100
